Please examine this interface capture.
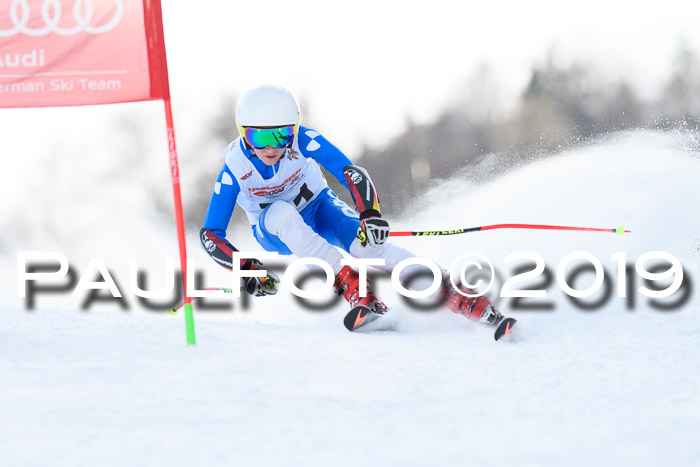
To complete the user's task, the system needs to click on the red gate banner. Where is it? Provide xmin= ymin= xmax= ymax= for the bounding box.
xmin=0 ymin=0 xmax=169 ymax=108
xmin=1 ymin=0 xmax=195 ymax=344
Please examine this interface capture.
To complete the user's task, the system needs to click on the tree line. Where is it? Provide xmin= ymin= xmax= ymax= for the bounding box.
xmin=357 ymin=45 xmax=700 ymax=216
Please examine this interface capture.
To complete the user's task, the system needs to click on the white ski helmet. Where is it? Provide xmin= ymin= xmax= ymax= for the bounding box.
xmin=235 ymin=85 xmax=300 ymax=149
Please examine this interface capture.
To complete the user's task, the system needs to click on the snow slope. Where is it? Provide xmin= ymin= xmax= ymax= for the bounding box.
xmin=1 ymin=131 xmax=699 ymax=467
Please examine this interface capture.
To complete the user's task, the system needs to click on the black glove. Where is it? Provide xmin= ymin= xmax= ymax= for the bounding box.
xmin=359 ymin=216 xmax=390 ymax=247
xmin=242 ymin=259 xmax=280 ymax=297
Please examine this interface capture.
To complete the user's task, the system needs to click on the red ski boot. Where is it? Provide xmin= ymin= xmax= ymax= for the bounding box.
xmin=441 ymin=273 xmax=517 ymax=340
xmin=334 ymin=265 xmax=388 ymax=331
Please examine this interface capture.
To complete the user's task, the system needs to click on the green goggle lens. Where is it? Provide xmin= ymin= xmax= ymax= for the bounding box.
xmin=243 ymin=125 xmax=296 ymax=149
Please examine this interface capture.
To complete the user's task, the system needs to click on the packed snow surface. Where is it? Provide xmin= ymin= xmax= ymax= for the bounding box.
xmin=1 ymin=131 xmax=699 ymax=466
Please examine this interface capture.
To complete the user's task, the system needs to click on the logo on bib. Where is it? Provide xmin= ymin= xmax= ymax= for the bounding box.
xmin=286 ymin=148 xmax=299 ymax=160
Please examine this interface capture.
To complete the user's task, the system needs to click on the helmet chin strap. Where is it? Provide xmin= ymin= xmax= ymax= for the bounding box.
xmin=242 ymin=138 xmax=253 ymax=151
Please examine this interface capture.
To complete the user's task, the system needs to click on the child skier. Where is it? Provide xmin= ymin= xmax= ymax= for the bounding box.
xmin=200 ymin=84 xmax=514 ymax=338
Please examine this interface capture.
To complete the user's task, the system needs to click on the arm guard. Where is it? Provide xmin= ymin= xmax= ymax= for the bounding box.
xmin=343 ymin=165 xmax=381 ymax=219
xmin=200 ymin=228 xmax=256 ymax=271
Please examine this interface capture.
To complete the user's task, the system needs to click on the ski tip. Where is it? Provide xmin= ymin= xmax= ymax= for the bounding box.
xmin=494 ymin=317 xmax=517 ymax=341
xmin=344 ymin=305 xmax=371 ymax=331
xmin=343 ymin=305 xmax=385 ymax=332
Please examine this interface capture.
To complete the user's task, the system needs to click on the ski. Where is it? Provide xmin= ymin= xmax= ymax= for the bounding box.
xmin=343 ymin=305 xmax=384 ymax=332
xmin=494 ymin=317 xmax=517 ymax=341
xmin=343 ymin=304 xmax=518 ymax=339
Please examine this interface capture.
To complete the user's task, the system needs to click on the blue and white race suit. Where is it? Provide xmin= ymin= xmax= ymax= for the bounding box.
xmin=201 ymin=127 xmax=366 ymax=269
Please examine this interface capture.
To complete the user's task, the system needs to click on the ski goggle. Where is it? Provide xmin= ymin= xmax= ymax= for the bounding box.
xmin=242 ymin=125 xmax=296 ymax=149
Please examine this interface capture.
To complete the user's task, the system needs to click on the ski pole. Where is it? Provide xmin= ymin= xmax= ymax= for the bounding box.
xmin=390 ymin=224 xmax=630 ymax=237
xmin=169 ymin=287 xmax=244 ymax=315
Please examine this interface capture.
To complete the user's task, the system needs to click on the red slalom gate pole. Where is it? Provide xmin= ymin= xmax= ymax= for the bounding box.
xmin=164 ymin=98 xmax=196 ymax=345
xmin=390 ymin=223 xmax=631 ymax=237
